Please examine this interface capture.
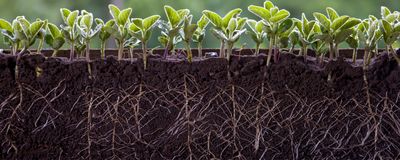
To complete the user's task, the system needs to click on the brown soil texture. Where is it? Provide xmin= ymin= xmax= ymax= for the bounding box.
xmin=0 ymin=50 xmax=400 ymax=160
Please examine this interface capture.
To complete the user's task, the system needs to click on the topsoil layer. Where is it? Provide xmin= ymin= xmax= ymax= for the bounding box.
xmin=0 ymin=50 xmax=399 ymax=159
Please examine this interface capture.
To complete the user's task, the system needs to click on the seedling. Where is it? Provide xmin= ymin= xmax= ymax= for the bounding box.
xmin=45 ymin=23 xmax=65 ymax=57
xmin=60 ymin=8 xmax=80 ymax=60
xmin=357 ymin=16 xmax=382 ymax=70
xmin=95 ymin=18 xmax=115 ymax=59
xmin=246 ymin=19 xmax=266 ymax=55
xmin=180 ymin=15 xmax=197 ymax=63
xmin=159 ymin=5 xmax=190 ymax=58
xmin=345 ymin=26 xmax=359 ymax=63
xmin=14 ymin=16 xmax=46 ymax=54
xmin=313 ymin=7 xmax=361 ymax=60
xmin=36 ymin=19 xmax=47 ymax=54
xmin=129 ymin=15 xmax=160 ymax=68
xmin=77 ymin=10 xmax=102 ymax=61
xmin=0 ymin=18 xmax=20 ymax=55
xmin=105 ymin=4 xmax=132 ymax=60
xmin=193 ymin=15 xmax=209 ymax=58
xmin=293 ymin=13 xmax=318 ymax=60
xmin=379 ymin=6 xmax=400 ymax=65
xmin=202 ymin=8 xmax=242 ymax=59
xmin=248 ymin=1 xmax=292 ymax=66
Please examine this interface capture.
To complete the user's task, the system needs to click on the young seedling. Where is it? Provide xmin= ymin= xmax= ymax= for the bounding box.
xmin=358 ymin=16 xmax=382 ymax=70
xmin=345 ymin=26 xmax=359 ymax=63
xmin=0 ymin=18 xmax=20 ymax=55
xmin=159 ymin=5 xmax=190 ymax=58
xmin=77 ymin=10 xmax=102 ymax=61
xmin=211 ymin=17 xmax=247 ymax=61
xmin=293 ymin=13 xmax=318 ymax=60
xmin=95 ymin=18 xmax=115 ymax=59
xmin=380 ymin=6 xmax=400 ymax=65
xmin=105 ymin=4 xmax=132 ymax=60
xmin=36 ymin=19 xmax=47 ymax=54
xmin=129 ymin=15 xmax=160 ymax=68
xmin=45 ymin=23 xmax=65 ymax=57
xmin=124 ymin=35 xmax=140 ymax=61
xmin=60 ymin=8 xmax=79 ymax=60
xmin=180 ymin=15 xmax=198 ymax=63
xmin=202 ymin=8 xmax=242 ymax=58
xmin=313 ymin=7 xmax=361 ymax=60
xmin=14 ymin=16 xmax=46 ymax=54
xmin=193 ymin=15 xmax=209 ymax=58
xmin=248 ymin=1 xmax=291 ymax=66
xmin=246 ymin=19 xmax=266 ymax=55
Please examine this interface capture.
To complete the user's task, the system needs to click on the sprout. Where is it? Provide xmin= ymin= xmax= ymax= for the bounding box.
xmin=60 ymin=8 xmax=80 ymax=60
xmin=357 ymin=16 xmax=382 ymax=70
xmin=246 ymin=19 xmax=266 ymax=55
xmin=202 ymin=8 xmax=242 ymax=59
xmin=248 ymin=1 xmax=292 ymax=66
xmin=159 ymin=5 xmax=189 ymax=58
xmin=379 ymin=6 xmax=400 ymax=65
xmin=0 ymin=18 xmax=20 ymax=55
xmin=77 ymin=10 xmax=102 ymax=61
xmin=313 ymin=7 xmax=361 ymax=60
xmin=180 ymin=15 xmax=197 ymax=63
xmin=36 ymin=19 xmax=47 ymax=55
xmin=95 ymin=18 xmax=115 ymax=59
xmin=13 ymin=16 xmax=46 ymax=54
xmin=211 ymin=17 xmax=247 ymax=61
xmin=105 ymin=4 xmax=132 ymax=60
xmin=345 ymin=26 xmax=359 ymax=63
xmin=293 ymin=13 xmax=318 ymax=60
xmin=193 ymin=15 xmax=209 ymax=58
xmin=129 ymin=15 xmax=160 ymax=68
xmin=45 ymin=23 xmax=65 ymax=57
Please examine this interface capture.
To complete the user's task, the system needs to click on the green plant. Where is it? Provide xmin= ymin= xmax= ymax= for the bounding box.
xmin=77 ymin=10 xmax=101 ymax=61
xmin=13 ymin=16 xmax=46 ymax=54
xmin=45 ymin=23 xmax=65 ymax=57
xmin=180 ymin=15 xmax=197 ymax=63
xmin=95 ymin=18 xmax=115 ymax=59
xmin=159 ymin=5 xmax=190 ymax=58
xmin=248 ymin=1 xmax=291 ymax=66
xmin=358 ymin=16 xmax=382 ymax=70
xmin=193 ymin=15 xmax=209 ymax=58
xmin=202 ymin=8 xmax=242 ymax=59
xmin=379 ymin=6 xmax=400 ymax=65
xmin=246 ymin=19 xmax=266 ymax=55
xmin=313 ymin=7 xmax=361 ymax=60
xmin=129 ymin=15 xmax=160 ymax=68
xmin=345 ymin=26 xmax=359 ymax=63
xmin=293 ymin=13 xmax=318 ymax=60
xmin=0 ymin=18 xmax=20 ymax=55
xmin=36 ymin=19 xmax=47 ymax=55
xmin=105 ymin=4 xmax=132 ymax=60
xmin=60 ymin=8 xmax=79 ymax=60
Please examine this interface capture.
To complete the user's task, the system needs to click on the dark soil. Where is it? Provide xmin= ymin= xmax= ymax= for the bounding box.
xmin=0 ymin=49 xmax=399 ymax=159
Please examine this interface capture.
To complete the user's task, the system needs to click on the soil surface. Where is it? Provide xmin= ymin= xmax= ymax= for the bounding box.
xmin=0 ymin=49 xmax=399 ymax=159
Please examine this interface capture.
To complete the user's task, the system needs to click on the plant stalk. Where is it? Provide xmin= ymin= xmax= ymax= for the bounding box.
xmin=37 ymin=38 xmax=44 ymax=55
xmin=302 ymin=45 xmax=308 ymax=62
xmin=329 ymin=42 xmax=334 ymax=61
xmin=334 ymin=43 xmax=339 ymax=58
xmin=226 ymin=42 xmax=234 ymax=62
xmin=389 ymin=45 xmax=400 ymax=65
xmin=197 ymin=42 xmax=203 ymax=58
xmin=273 ymin=36 xmax=279 ymax=63
xmin=51 ymin=50 xmax=58 ymax=57
xmin=267 ymin=36 xmax=274 ymax=66
xmin=219 ymin=39 xmax=225 ymax=58
xmin=363 ymin=48 xmax=370 ymax=70
xmin=101 ymin=41 xmax=106 ymax=60
xmin=70 ymin=41 xmax=75 ymax=61
xmin=255 ymin=43 xmax=260 ymax=55
xmin=118 ymin=40 xmax=124 ymax=61
xmin=142 ymin=41 xmax=148 ymax=70
xmin=85 ymin=39 xmax=90 ymax=61
xmin=185 ymin=41 xmax=192 ymax=63
xmin=352 ymin=48 xmax=357 ymax=64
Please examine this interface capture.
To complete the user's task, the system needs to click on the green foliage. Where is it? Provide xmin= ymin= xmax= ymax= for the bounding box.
xmin=13 ymin=16 xmax=46 ymax=53
xmin=193 ymin=15 xmax=209 ymax=57
xmin=179 ymin=15 xmax=198 ymax=62
xmin=95 ymin=18 xmax=115 ymax=59
xmin=106 ymin=4 xmax=132 ymax=60
xmin=45 ymin=23 xmax=65 ymax=56
xmin=357 ymin=17 xmax=383 ymax=68
xmin=246 ymin=19 xmax=266 ymax=55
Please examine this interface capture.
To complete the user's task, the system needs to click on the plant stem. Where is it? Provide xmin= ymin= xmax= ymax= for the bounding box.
xmin=363 ymin=48 xmax=370 ymax=70
xmin=118 ymin=40 xmax=124 ymax=61
xmin=219 ymin=39 xmax=225 ymax=58
xmin=352 ymin=48 xmax=357 ymax=64
xmin=70 ymin=41 xmax=75 ymax=61
xmin=334 ymin=43 xmax=339 ymax=58
xmin=163 ymin=42 xmax=169 ymax=59
xmin=267 ymin=36 xmax=274 ymax=66
xmin=389 ymin=45 xmax=400 ymax=65
xmin=302 ymin=45 xmax=308 ymax=62
xmin=52 ymin=50 xmax=58 ymax=57
xmin=37 ymin=39 xmax=44 ymax=55
xmin=255 ymin=43 xmax=260 ymax=55
xmin=329 ymin=42 xmax=334 ymax=61
xmin=142 ymin=41 xmax=148 ymax=69
xmin=226 ymin=42 xmax=234 ymax=62
xmin=101 ymin=41 xmax=106 ymax=60
xmin=185 ymin=41 xmax=192 ymax=63
xmin=85 ymin=39 xmax=90 ymax=61
xmin=197 ymin=42 xmax=203 ymax=58
xmin=273 ymin=36 xmax=279 ymax=63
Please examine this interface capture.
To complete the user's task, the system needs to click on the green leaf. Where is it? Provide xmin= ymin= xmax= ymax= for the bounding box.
xmin=53 ymin=37 xmax=65 ymax=49
xmin=67 ymin=11 xmax=79 ymax=27
xmin=118 ymin=8 xmax=132 ymax=26
xmin=222 ymin=8 xmax=242 ymax=28
xmin=95 ymin=18 xmax=104 ymax=25
xmin=385 ymin=14 xmax=398 ymax=23
xmin=132 ymin=18 xmax=143 ymax=30
xmin=143 ymin=15 xmax=160 ymax=31
xmin=177 ymin=9 xmax=190 ymax=19
xmin=47 ymin=23 xmax=61 ymax=38
xmin=197 ymin=15 xmax=209 ymax=30
xmin=246 ymin=19 xmax=257 ymax=33
xmin=331 ymin=16 xmax=349 ymax=31
xmin=184 ymin=24 xmax=197 ymax=40
xmin=227 ymin=18 xmax=237 ymax=33
xmin=313 ymin=12 xmax=331 ymax=29
xmin=105 ymin=20 xmax=115 ymax=27
xmin=278 ymin=19 xmax=293 ymax=34
xmin=381 ymin=19 xmax=392 ymax=33
xmin=80 ymin=14 xmax=93 ymax=29
xmin=264 ymin=1 xmax=274 ymax=10
xmin=248 ymin=5 xmax=271 ymax=22
xmin=340 ymin=18 xmax=361 ymax=30
xmin=165 ymin=5 xmax=181 ymax=28
xmin=335 ymin=28 xmax=353 ymax=43
xmin=108 ymin=4 xmax=121 ymax=20
xmin=381 ymin=6 xmax=391 ymax=18
xmin=60 ymin=8 xmax=71 ymax=24
xmin=270 ymin=9 xmax=290 ymax=23
xmin=346 ymin=36 xmax=358 ymax=48
xmin=29 ymin=21 xmax=45 ymax=38
xmin=0 ymin=18 xmax=13 ymax=32
xmin=237 ymin=17 xmax=247 ymax=29
xmin=326 ymin=7 xmax=339 ymax=21
xmin=202 ymin=10 xmax=223 ymax=29
xmin=255 ymin=21 xmax=264 ymax=33
xmin=394 ymin=23 xmax=400 ymax=32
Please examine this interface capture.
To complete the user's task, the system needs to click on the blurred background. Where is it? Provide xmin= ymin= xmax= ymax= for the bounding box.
xmin=0 ymin=0 xmax=399 ymax=49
